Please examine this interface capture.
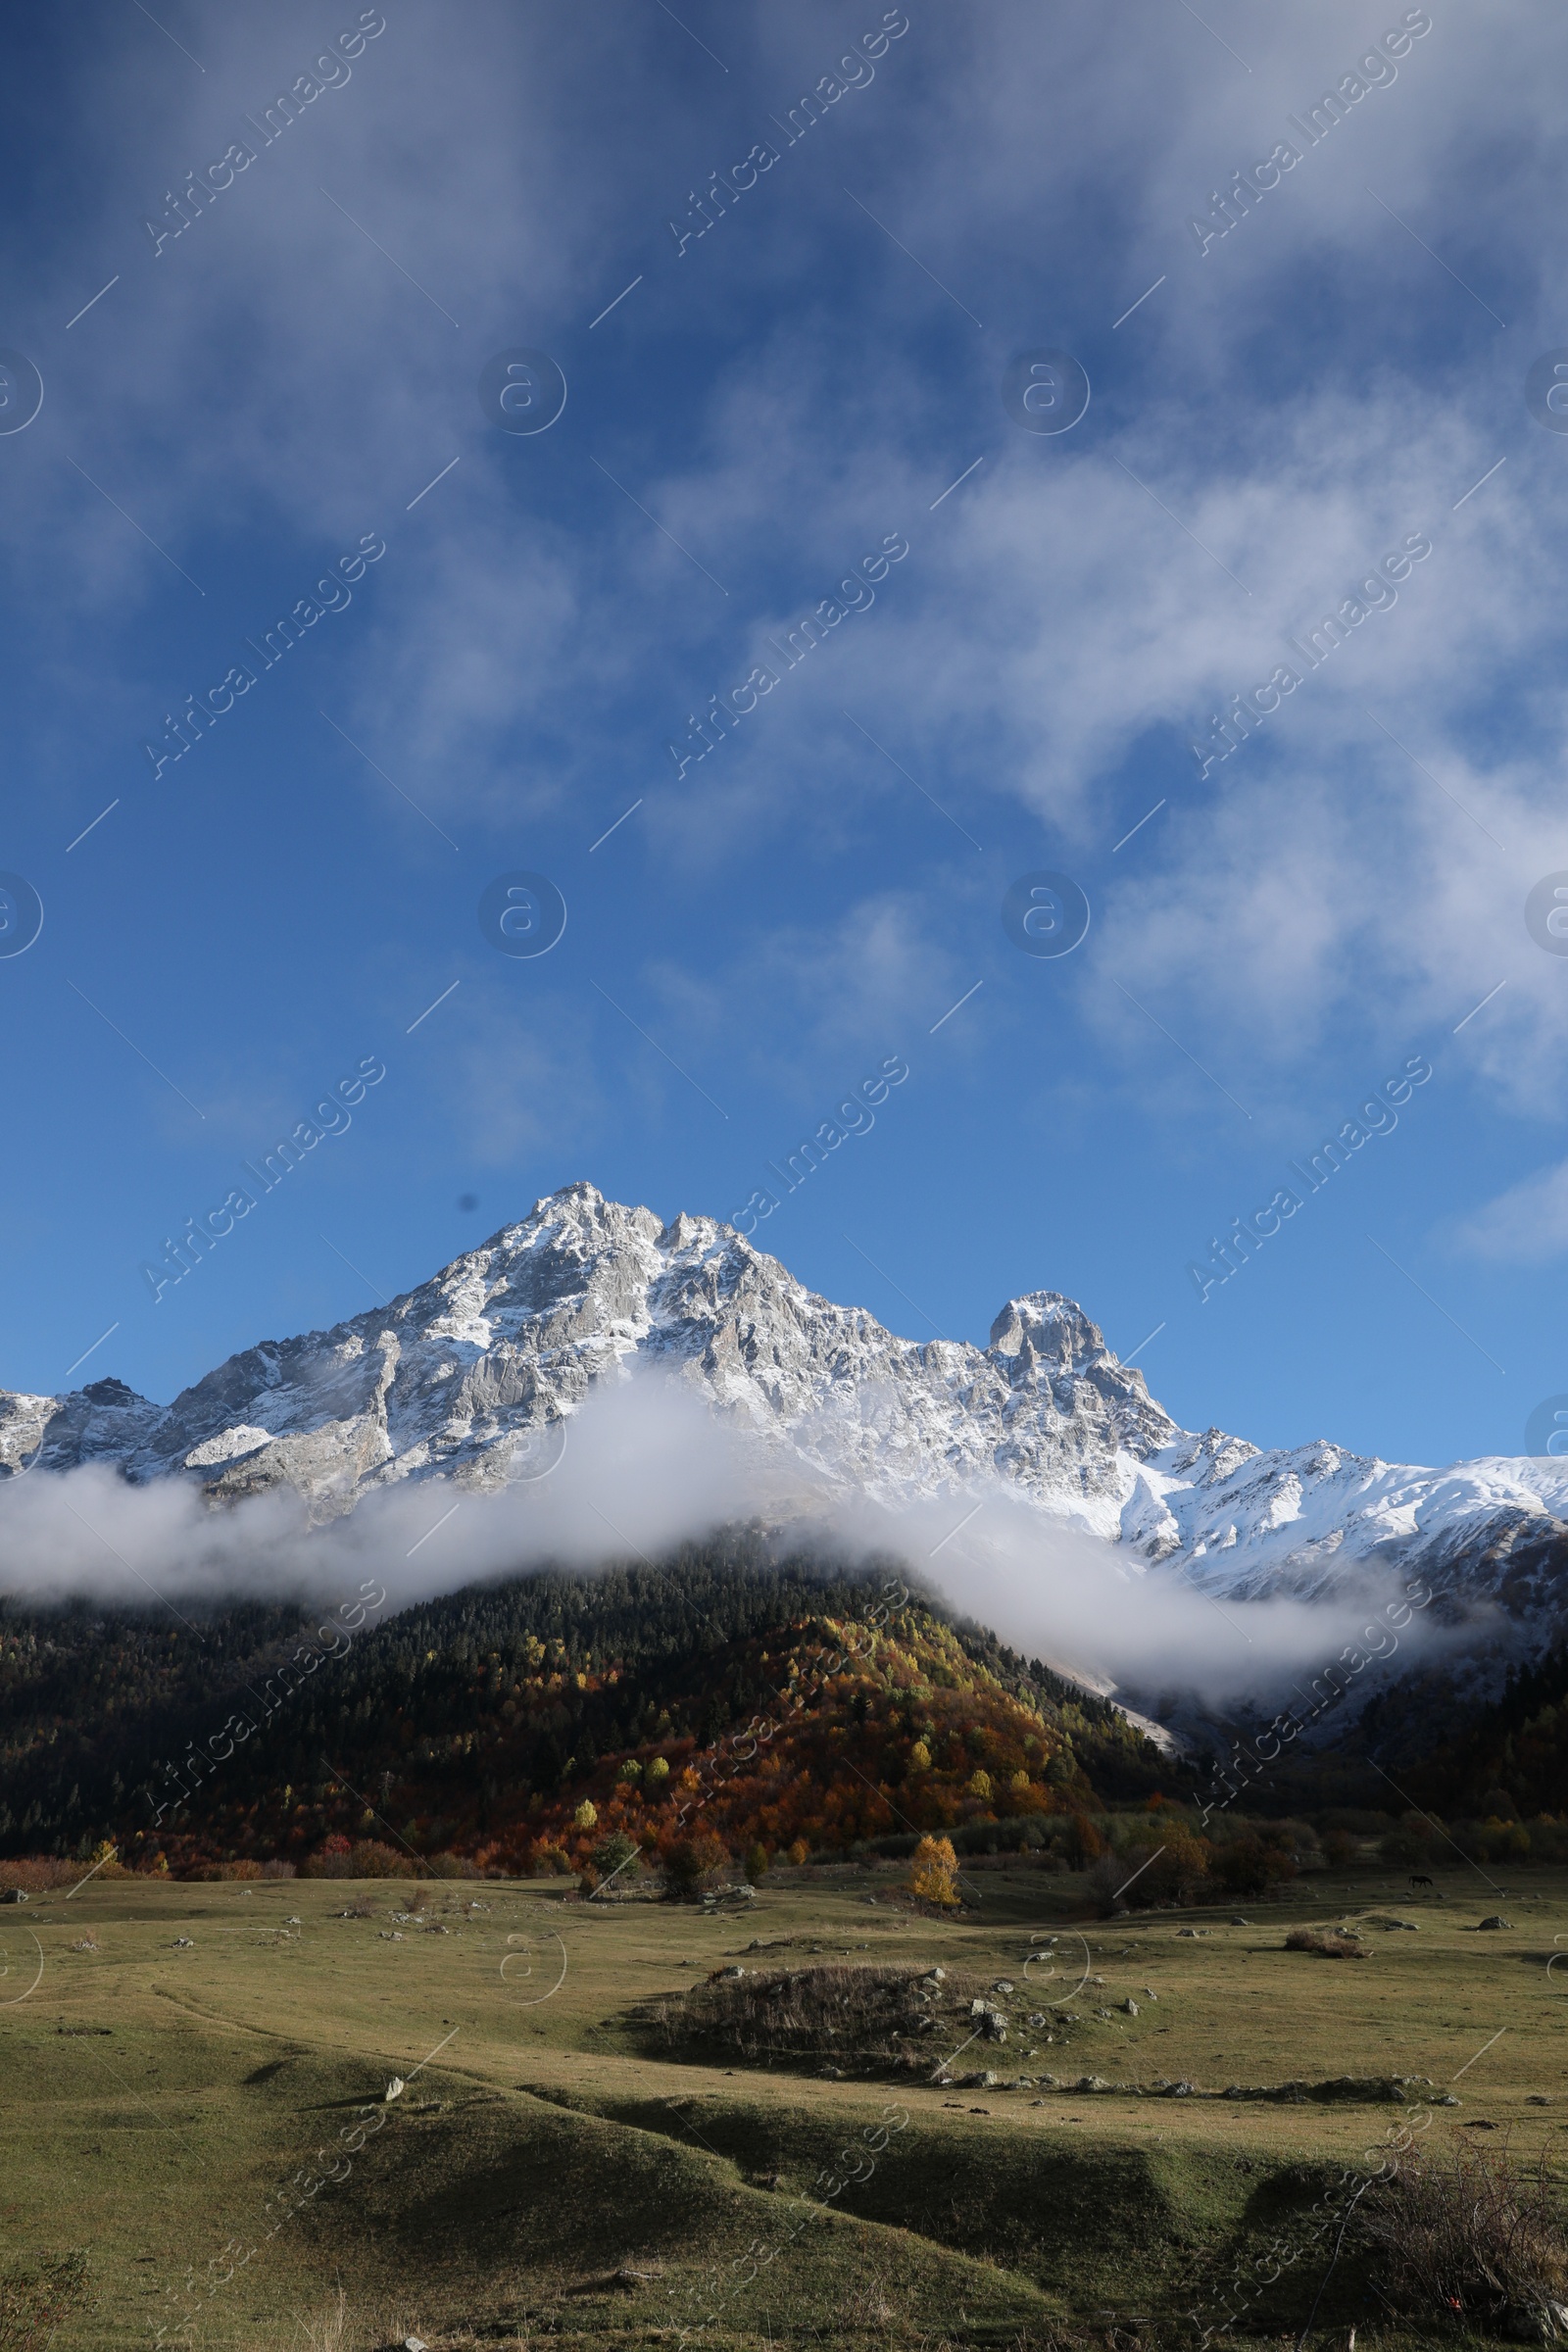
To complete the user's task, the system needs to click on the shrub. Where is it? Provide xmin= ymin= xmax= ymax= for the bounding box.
xmin=592 ymin=1831 xmax=640 ymax=1885
xmin=0 ymin=1858 xmax=81 ymax=1894
xmin=1322 ymin=1829 xmax=1357 ymax=1867
xmin=1381 ymin=1808 xmax=1443 ymax=1866
xmin=1285 ymin=1926 xmax=1368 ymax=1958
xmin=1083 ymin=1829 xmax=1210 ymax=1914
xmin=299 ymin=1833 xmax=354 ymax=1880
xmin=424 ymin=1852 xmax=472 ymax=1879
xmin=1083 ymin=1850 xmax=1137 ymax=1915
xmin=1064 ymin=1813 xmax=1104 ymax=1867
xmin=908 ymin=1835 xmax=959 ymax=1909
xmin=1213 ymin=1829 xmax=1296 ymax=1899
xmin=349 ymin=1839 xmax=416 ymax=1879
xmin=744 ymin=1842 xmax=769 ymax=1885
xmin=1360 ymin=2143 xmax=1568 ymax=2336
xmin=664 ymin=1832 xmax=729 ymax=1897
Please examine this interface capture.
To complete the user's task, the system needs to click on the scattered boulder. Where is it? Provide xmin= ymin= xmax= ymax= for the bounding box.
xmin=1478 ymin=1915 xmax=1514 ymax=1931
xmin=1123 ymin=1998 xmax=1140 ymax=2017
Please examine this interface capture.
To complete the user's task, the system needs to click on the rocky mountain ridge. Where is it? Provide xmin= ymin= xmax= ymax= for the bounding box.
xmin=2 ymin=1183 xmax=1565 ymax=1622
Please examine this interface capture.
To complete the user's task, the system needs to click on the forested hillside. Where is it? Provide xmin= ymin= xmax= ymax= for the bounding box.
xmin=0 ymin=1531 xmax=1176 ymax=1876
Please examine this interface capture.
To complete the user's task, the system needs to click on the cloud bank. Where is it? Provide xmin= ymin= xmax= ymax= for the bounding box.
xmin=0 ymin=1374 xmax=1463 ymax=1714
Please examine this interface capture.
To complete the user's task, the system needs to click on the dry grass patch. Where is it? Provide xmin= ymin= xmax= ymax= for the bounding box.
xmin=1284 ymin=1925 xmax=1369 ymax=1959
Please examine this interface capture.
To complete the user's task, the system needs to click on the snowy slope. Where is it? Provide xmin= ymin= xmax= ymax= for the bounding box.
xmin=2 ymin=1182 xmax=1564 ymax=1620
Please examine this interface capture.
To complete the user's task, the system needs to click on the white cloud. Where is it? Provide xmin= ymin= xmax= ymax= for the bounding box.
xmin=22 ymin=0 xmax=1568 ymax=1133
xmin=0 ymin=1372 xmax=1470 ymax=1710
xmin=1451 ymin=1156 xmax=1568 ymax=1264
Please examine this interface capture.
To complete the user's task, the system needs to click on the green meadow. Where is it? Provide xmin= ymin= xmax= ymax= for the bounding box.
xmin=3 ymin=1860 xmax=1566 ymax=2351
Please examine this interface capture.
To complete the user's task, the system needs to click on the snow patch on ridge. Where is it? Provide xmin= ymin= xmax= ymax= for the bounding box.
xmin=2 ymin=1181 xmax=1566 ymax=1629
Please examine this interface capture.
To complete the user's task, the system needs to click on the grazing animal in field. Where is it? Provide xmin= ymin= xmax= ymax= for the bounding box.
xmin=1409 ymin=1873 xmax=1434 ymax=1888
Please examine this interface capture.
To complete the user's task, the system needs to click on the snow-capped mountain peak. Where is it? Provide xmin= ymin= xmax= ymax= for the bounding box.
xmin=2 ymin=1183 xmax=1565 ymax=1625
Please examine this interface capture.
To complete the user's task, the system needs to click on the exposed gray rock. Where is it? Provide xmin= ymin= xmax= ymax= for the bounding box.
xmin=3 ymin=1182 xmax=1565 ymax=1645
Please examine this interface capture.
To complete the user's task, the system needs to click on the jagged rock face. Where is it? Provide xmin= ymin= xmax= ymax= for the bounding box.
xmin=0 ymin=1185 xmax=1169 ymax=1515
xmin=3 ymin=1181 xmax=1567 ymax=1608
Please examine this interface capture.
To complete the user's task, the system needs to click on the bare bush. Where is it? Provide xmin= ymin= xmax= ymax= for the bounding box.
xmin=1360 ymin=2142 xmax=1568 ymax=2336
xmin=0 ymin=1858 xmax=79 ymax=1895
xmin=1285 ymin=1926 xmax=1369 ymax=1958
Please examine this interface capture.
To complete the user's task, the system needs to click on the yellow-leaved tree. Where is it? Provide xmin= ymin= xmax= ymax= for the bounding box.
xmin=908 ymin=1835 xmax=960 ymax=1909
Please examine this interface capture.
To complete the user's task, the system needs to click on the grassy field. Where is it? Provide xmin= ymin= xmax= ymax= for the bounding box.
xmin=3 ymin=1859 xmax=1567 ymax=2351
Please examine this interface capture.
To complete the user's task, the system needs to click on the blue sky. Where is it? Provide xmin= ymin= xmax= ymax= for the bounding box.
xmin=2 ymin=0 xmax=1566 ymax=1471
